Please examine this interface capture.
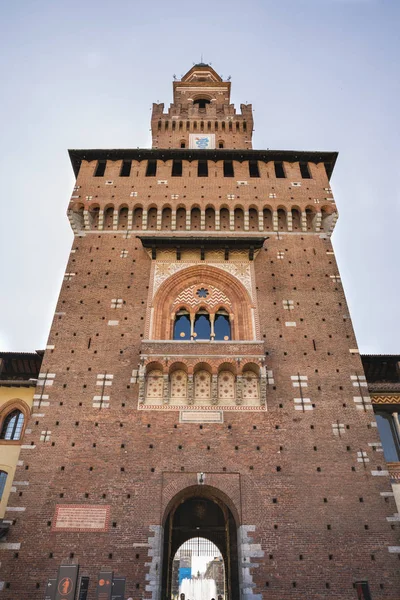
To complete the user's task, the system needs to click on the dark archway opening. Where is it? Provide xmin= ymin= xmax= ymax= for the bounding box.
xmin=162 ymin=492 xmax=239 ymax=600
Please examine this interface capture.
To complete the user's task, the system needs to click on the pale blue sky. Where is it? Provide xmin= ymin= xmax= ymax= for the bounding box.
xmin=0 ymin=0 xmax=399 ymax=353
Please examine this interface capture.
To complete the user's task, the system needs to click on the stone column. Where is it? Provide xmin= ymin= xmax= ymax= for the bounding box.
xmin=171 ymin=209 xmax=176 ymax=230
xmin=187 ymin=374 xmax=194 ymax=405
xmin=301 ymin=210 xmax=307 ymax=232
xmin=163 ymin=374 xmax=169 ymax=405
xmin=211 ymin=375 xmax=218 ymax=405
xmin=258 ymin=210 xmax=264 ymax=231
xmin=138 ymin=375 xmax=145 ymax=404
xmin=229 ymin=210 xmax=235 ymax=231
xmin=142 ymin=208 xmax=148 ymax=230
xmin=200 ymin=209 xmax=206 ymax=231
xmin=244 ymin=209 xmax=249 ymax=231
xmin=98 ymin=209 xmax=104 ymax=231
xmin=236 ymin=375 xmax=243 ymax=405
xmin=215 ymin=209 xmax=220 ymax=231
xmin=272 ymin=210 xmax=278 ymax=232
xmin=260 ymin=375 xmax=267 ymax=406
xmin=112 ymin=208 xmax=118 ymax=230
xmin=156 ymin=208 xmax=162 ymax=231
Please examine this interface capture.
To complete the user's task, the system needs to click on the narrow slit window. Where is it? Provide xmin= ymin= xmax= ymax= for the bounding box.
xmin=120 ymin=160 xmax=132 ymax=177
xmin=236 ymin=122 xmax=240 ymax=132
xmin=198 ymin=160 xmax=208 ymax=177
xmin=243 ymin=121 xmax=247 ymax=131
xmin=180 ymin=142 xmax=186 ymax=148
xmin=300 ymin=162 xmax=311 ymax=179
xmin=145 ymin=160 xmax=157 ymax=177
xmin=172 ymin=160 xmax=183 ymax=177
xmin=94 ymin=160 xmax=106 ymax=177
xmin=274 ymin=161 xmax=286 ymax=178
xmin=223 ymin=160 xmax=234 ymax=177
xmin=249 ymin=160 xmax=260 ymax=178
xmin=219 ymin=141 xmax=224 ymax=149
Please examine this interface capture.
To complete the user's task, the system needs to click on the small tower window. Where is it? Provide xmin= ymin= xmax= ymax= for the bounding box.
xmin=1 ymin=410 xmax=24 ymax=441
xmin=243 ymin=121 xmax=247 ymax=131
xmin=193 ymin=98 xmax=210 ymax=110
xmin=180 ymin=142 xmax=186 ymax=148
xmin=300 ymin=162 xmax=311 ymax=179
xmin=146 ymin=160 xmax=157 ymax=177
xmin=218 ymin=141 xmax=224 ymax=149
xmin=274 ymin=161 xmax=286 ymax=178
xmin=120 ymin=160 xmax=132 ymax=177
xmin=223 ymin=160 xmax=234 ymax=177
xmin=94 ymin=160 xmax=106 ymax=177
xmin=249 ymin=160 xmax=260 ymax=178
xmin=172 ymin=160 xmax=183 ymax=177
xmin=198 ymin=160 xmax=208 ymax=177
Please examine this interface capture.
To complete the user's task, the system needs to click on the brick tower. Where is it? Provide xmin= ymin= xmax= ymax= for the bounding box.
xmin=1 ymin=64 xmax=399 ymax=600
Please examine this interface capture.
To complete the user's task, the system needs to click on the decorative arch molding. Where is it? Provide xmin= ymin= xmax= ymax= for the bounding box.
xmin=150 ymin=265 xmax=256 ymax=340
xmin=161 ymin=479 xmax=242 ymax=528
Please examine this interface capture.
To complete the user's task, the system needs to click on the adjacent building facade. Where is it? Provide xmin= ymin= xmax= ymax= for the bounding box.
xmin=0 ymin=352 xmax=43 ymax=527
xmin=0 ymin=64 xmax=399 ymax=599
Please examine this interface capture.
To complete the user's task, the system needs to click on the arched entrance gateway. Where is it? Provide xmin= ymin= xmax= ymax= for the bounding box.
xmin=161 ymin=486 xmax=240 ymax=600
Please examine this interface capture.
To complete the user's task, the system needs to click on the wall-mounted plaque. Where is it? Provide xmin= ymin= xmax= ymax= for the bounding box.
xmin=52 ymin=505 xmax=110 ymax=532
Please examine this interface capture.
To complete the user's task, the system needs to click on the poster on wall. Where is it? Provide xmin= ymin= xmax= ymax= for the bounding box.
xmin=189 ymin=134 xmax=215 ymax=149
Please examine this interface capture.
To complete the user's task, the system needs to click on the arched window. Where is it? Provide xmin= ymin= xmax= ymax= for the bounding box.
xmin=0 ymin=471 xmax=8 ymax=500
xmin=193 ymin=98 xmax=210 ymax=110
xmin=173 ymin=310 xmax=191 ymax=340
xmin=194 ymin=310 xmax=211 ymax=339
xmin=214 ymin=310 xmax=231 ymax=341
xmin=1 ymin=410 xmax=24 ymax=440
